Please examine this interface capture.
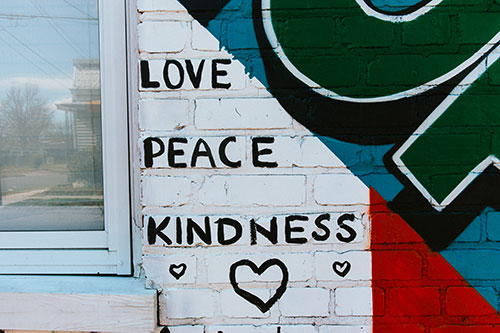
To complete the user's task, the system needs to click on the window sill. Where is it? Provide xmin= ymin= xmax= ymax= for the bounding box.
xmin=0 ymin=276 xmax=157 ymax=332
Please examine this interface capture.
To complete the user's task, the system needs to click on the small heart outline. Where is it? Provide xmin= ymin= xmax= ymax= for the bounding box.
xmin=332 ymin=261 xmax=351 ymax=278
xmin=169 ymin=263 xmax=187 ymax=280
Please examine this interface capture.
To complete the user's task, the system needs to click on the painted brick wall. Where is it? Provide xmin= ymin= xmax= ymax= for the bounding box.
xmin=137 ymin=0 xmax=500 ymax=332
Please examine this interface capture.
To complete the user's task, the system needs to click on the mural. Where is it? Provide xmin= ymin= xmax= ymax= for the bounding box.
xmin=140 ymin=0 xmax=500 ymax=331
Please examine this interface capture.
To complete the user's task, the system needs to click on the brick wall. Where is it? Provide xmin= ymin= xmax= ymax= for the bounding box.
xmin=137 ymin=0 xmax=500 ymax=331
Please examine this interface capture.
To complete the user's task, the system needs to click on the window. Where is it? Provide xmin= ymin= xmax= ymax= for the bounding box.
xmin=0 ymin=0 xmax=130 ymax=274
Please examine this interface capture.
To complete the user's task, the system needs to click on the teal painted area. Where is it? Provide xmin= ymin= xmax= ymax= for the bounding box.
xmin=318 ymin=136 xmax=403 ymax=201
xmin=207 ymin=0 xmax=269 ymax=86
xmin=442 ymin=208 xmax=500 ymax=311
xmin=371 ymin=0 xmax=427 ymax=12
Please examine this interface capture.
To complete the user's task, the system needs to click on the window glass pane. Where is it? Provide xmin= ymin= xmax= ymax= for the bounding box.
xmin=0 ymin=0 xmax=103 ymax=231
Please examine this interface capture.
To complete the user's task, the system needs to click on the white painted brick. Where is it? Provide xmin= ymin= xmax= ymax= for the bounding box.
xmin=206 ymin=326 xmax=274 ymax=333
xmin=314 ymin=174 xmax=369 ymax=206
xmin=277 ymin=136 xmax=346 ymax=168
xmin=199 ymin=175 xmax=306 ymax=207
xmin=161 ymin=289 xmax=216 ymax=318
xmin=279 ymin=326 xmax=317 ymax=333
xmin=139 ymin=99 xmax=190 ymax=131
xmin=140 ymin=136 xmax=246 ymax=169
xmin=206 ymin=253 xmax=312 ymax=284
xmin=335 ymin=287 xmax=372 ymax=316
xmin=279 ymin=288 xmax=330 ymax=317
xmin=140 ymin=58 xmax=246 ymax=91
xmin=207 ymin=326 xmax=317 ymax=333
xmin=192 ymin=20 xmax=220 ymax=51
xmin=141 ymin=176 xmax=191 ymax=206
xmin=143 ymin=255 xmax=196 ymax=284
xmin=318 ymin=326 xmax=371 ymax=333
xmin=195 ymin=98 xmax=293 ymax=130
xmin=315 ymin=251 xmax=371 ymax=281
xmin=220 ymin=289 xmax=270 ymax=318
xmin=138 ymin=0 xmax=187 ymax=11
xmin=138 ymin=22 xmax=188 ymax=53
xmin=158 ymin=326 xmax=204 ymax=333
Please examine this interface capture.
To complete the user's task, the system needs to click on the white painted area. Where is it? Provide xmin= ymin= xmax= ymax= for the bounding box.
xmin=157 ymin=326 xmax=204 ymax=333
xmin=138 ymin=0 xmax=188 ymax=12
xmin=220 ymin=289 xmax=272 ymax=318
xmin=162 ymin=289 xmax=217 ymax=318
xmin=140 ymin=99 xmax=190 ymax=131
xmin=144 ymin=255 xmax=197 ymax=284
xmin=315 ymin=251 xmax=371 ymax=281
xmin=207 ymin=326 xmax=317 ymax=333
xmin=199 ymin=175 xmax=306 ymax=206
xmin=318 ymin=326 xmax=371 ymax=333
xmin=142 ymin=175 xmax=192 ymax=206
xmin=314 ymin=174 xmax=370 ymax=206
xmin=192 ymin=20 xmax=220 ymax=51
xmin=335 ymin=287 xmax=373 ymax=316
xmin=195 ymin=98 xmax=293 ymax=130
xmin=279 ymin=288 xmax=331 ymax=317
xmin=138 ymin=21 xmax=188 ymax=52
xmin=140 ymin=0 xmax=374 ymax=330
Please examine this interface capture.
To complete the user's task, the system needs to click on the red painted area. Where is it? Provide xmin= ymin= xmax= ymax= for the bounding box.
xmin=370 ymin=188 xmax=500 ymax=332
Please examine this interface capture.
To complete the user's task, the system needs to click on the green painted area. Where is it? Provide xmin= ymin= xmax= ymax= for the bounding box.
xmin=400 ymin=59 xmax=500 ymax=203
xmin=271 ymin=0 xmax=500 ymax=98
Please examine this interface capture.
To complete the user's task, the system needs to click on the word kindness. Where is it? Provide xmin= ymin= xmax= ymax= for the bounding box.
xmin=147 ymin=213 xmax=360 ymax=246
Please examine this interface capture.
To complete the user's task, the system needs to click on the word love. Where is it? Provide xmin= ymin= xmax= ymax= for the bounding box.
xmin=143 ymin=136 xmax=277 ymax=168
xmin=147 ymin=213 xmax=359 ymax=246
xmin=140 ymin=58 xmax=232 ymax=90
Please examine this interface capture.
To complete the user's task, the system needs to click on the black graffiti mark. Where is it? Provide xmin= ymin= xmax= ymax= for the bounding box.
xmin=169 ymin=263 xmax=187 ymax=280
xmin=140 ymin=59 xmax=232 ymax=90
xmin=147 ymin=216 xmax=171 ymax=245
xmin=332 ymin=261 xmax=351 ymax=278
xmin=229 ymin=259 xmax=288 ymax=313
xmin=160 ymin=327 xmax=170 ymax=333
xmin=252 ymin=137 xmax=278 ymax=168
xmin=250 ymin=0 xmax=500 ymax=250
xmin=140 ymin=60 xmax=160 ymax=88
xmin=386 ymin=164 xmax=500 ymax=250
xmin=143 ymin=136 xmax=242 ymax=169
xmin=252 ymin=0 xmax=488 ymax=146
xmin=177 ymin=0 xmax=231 ymax=27
xmin=363 ymin=0 xmax=433 ymax=16
xmin=336 ymin=213 xmax=357 ymax=243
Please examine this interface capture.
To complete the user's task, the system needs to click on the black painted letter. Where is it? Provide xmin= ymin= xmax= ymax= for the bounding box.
xmin=211 ymin=59 xmax=231 ymax=89
xmin=164 ymin=60 xmax=185 ymax=89
xmin=168 ymin=138 xmax=188 ymax=168
xmin=336 ymin=213 xmax=357 ymax=243
xmin=219 ymin=136 xmax=241 ymax=168
xmin=285 ymin=215 xmax=308 ymax=244
xmin=140 ymin=60 xmax=160 ymax=88
xmin=252 ymin=137 xmax=278 ymax=168
xmin=144 ymin=137 xmax=165 ymax=168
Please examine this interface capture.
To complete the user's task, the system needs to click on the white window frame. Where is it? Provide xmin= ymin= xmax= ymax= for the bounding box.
xmin=0 ymin=0 xmax=131 ymax=275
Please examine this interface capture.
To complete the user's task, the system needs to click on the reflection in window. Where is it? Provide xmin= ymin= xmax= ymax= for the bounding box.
xmin=0 ymin=0 xmax=103 ymax=231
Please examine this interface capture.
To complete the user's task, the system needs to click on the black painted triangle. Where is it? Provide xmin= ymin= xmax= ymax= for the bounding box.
xmin=178 ymin=0 xmax=231 ymax=26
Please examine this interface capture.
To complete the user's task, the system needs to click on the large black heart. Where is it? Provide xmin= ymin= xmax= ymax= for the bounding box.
xmin=229 ymin=258 xmax=288 ymax=313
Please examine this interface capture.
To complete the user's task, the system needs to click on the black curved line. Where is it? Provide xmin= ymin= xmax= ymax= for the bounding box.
xmin=253 ymin=0 xmax=496 ymax=146
xmin=363 ymin=0 xmax=434 ymax=16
